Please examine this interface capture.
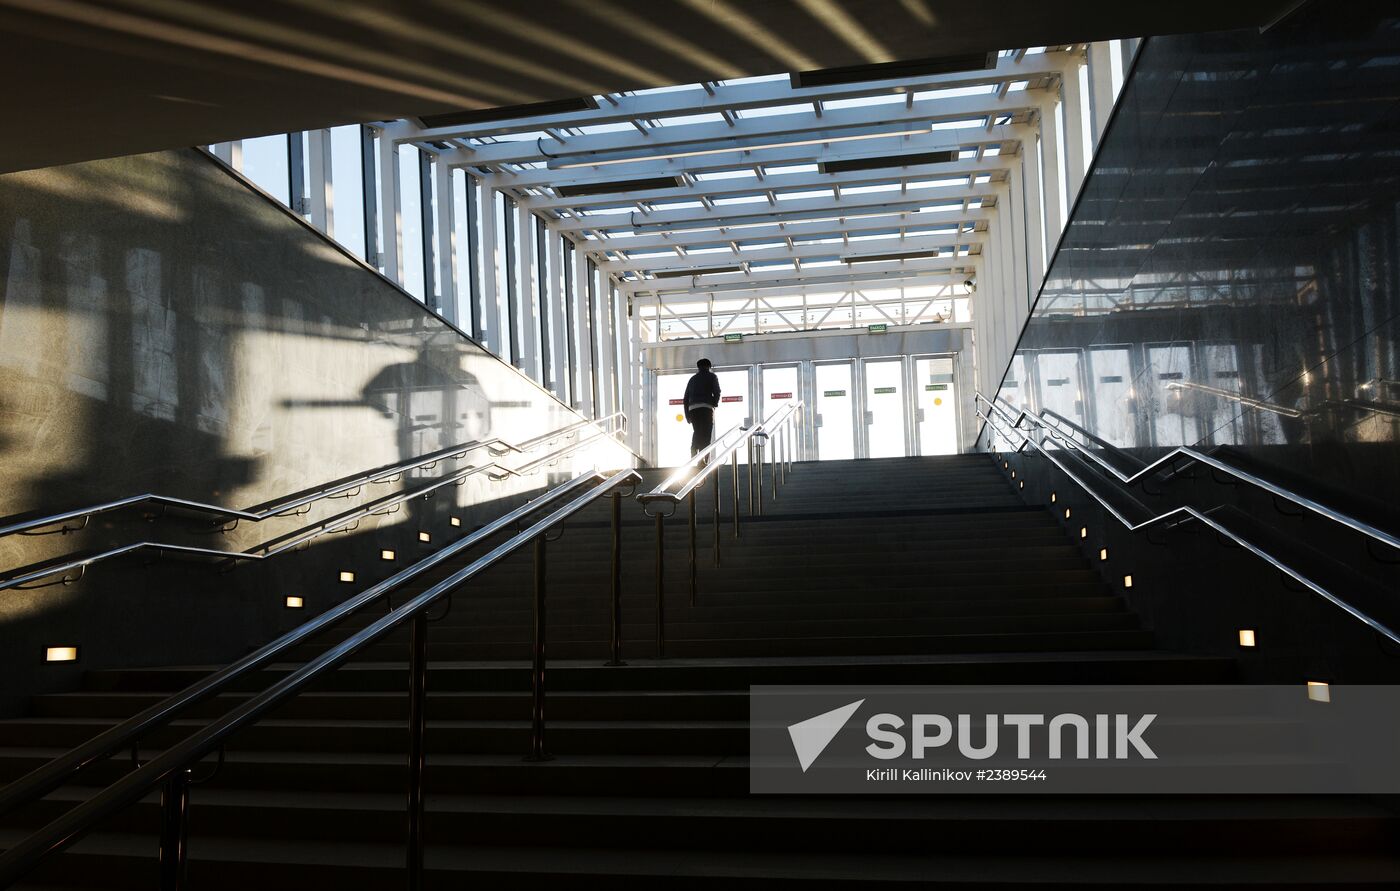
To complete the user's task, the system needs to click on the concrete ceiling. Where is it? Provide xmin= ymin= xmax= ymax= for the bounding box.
xmin=0 ymin=0 xmax=1294 ymax=174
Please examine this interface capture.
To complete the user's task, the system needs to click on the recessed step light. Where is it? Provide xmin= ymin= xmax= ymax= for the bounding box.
xmin=44 ymin=646 xmax=78 ymax=663
xmin=285 ymin=596 xmax=304 ymax=609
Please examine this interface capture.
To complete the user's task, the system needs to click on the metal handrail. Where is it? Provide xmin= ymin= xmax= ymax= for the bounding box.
xmin=0 ymin=468 xmax=642 ymax=888
xmin=1039 ymin=407 xmax=1147 ymax=469
xmin=977 ymin=394 xmax=1400 ymax=553
xmin=0 ymin=416 xmax=629 ymax=592
xmin=975 ymin=393 xmax=1400 ymax=646
xmin=0 ymin=411 xmax=625 ymax=540
xmin=637 ymin=400 xmax=803 ymax=656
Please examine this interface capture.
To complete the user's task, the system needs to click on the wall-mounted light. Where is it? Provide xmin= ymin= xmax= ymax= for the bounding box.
xmin=1080 ymin=527 xmax=1088 ymax=539
xmin=44 ymin=646 xmax=78 ymax=663
xmin=285 ymin=596 xmax=304 ymax=609
xmin=1307 ymin=681 xmax=1330 ymax=703
xmin=1050 ymin=492 xmax=1057 ymax=503
xmin=339 ymin=571 xmax=355 ymax=583
xmin=1064 ymin=508 xmax=1072 ymax=519
xmin=1123 ymin=575 xmax=1133 ymax=589
xmin=380 ymin=549 xmax=395 ymax=561
xmin=1238 ymin=629 xmax=1256 ymax=648
xmin=1099 ymin=548 xmax=1108 ymax=561
xmin=1018 ymin=481 xmax=1024 ymax=489
xmin=418 ymin=532 xmax=431 ymax=543
xmin=1010 ymin=470 xmax=1016 ymax=479
xmin=1003 ymin=461 xmax=1008 ymax=469
xmin=450 ymin=517 xmax=462 ymax=527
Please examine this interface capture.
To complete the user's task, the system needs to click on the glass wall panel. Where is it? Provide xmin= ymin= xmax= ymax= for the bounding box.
xmin=984 ymin=23 xmax=1400 ymax=510
xmin=241 ymin=134 xmax=290 ymax=206
xmin=329 ymin=125 xmax=365 ymax=259
xmin=398 ymin=145 xmax=425 ymax=300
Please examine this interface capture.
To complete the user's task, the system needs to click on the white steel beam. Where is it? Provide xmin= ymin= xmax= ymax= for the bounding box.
xmin=520 ymin=155 xmax=1012 ymax=211
xmin=307 ymin=128 xmax=332 ymax=235
xmin=483 ymin=125 xmax=1023 ymax=191
xmin=387 ymin=52 xmax=1068 ymax=142
xmin=412 ymin=91 xmax=1043 ymax=168
xmin=599 ymin=232 xmax=984 ymax=274
xmin=551 ymin=182 xmax=999 ymax=233
xmin=621 ymin=256 xmax=974 ymax=296
xmin=577 ymin=207 xmax=992 ymax=253
xmin=377 ymin=130 xmax=401 ymax=283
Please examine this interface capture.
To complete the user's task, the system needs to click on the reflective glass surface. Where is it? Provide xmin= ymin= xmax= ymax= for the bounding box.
xmin=987 ymin=20 xmax=1400 ymax=520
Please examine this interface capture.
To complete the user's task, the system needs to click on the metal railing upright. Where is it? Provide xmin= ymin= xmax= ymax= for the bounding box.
xmin=637 ymin=400 xmax=803 ymax=656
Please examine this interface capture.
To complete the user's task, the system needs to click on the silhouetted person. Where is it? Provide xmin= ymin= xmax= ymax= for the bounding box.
xmin=683 ymin=358 xmax=721 ymax=458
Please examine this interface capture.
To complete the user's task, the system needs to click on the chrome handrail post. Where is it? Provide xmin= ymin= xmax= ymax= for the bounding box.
xmin=526 ymin=536 xmax=551 ymax=761
xmin=747 ymin=437 xmax=756 ymax=514
xmin=754 ymin=436 xmax=764 ymax=516
xmin=688 ymin=489 xmax=698 ymax=606
xmin=606 ymin=492 xmax=625 ymax=667
xmin=406 ymin=611 xmax=429 ymax=886
xmin=654 ymin=512 xmax=666 ymax=658
xmin=157 ymin=769 xmax=190 ymax=891
xmin=713 ymin=469 xmax=721 ymax=567
xmin=731 ymin=451 xmax=740 ymax=539
xmin=770 ymin=431 xmax=778 ymax=503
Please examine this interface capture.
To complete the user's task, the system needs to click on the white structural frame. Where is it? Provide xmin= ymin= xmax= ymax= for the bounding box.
xmin=208 ymin=40 xmax=1132 ymax=460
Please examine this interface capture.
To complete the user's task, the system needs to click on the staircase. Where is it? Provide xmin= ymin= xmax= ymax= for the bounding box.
xmin=3 ymin=454 xmax=1398 ymax=887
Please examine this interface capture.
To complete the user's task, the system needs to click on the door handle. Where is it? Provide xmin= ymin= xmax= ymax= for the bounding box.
xmin=864 ymin=411 xmax=874 ymax=425
xmin=916 ymin=408 xmax=926 ymax=422
xmin=815 ymin=414 xmax=823 ymax=427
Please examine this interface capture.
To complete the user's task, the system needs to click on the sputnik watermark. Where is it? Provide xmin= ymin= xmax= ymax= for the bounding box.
xmin=751 ymin=685 xmax=1400 ymax=794
xmin=786 ymin=700 xmax=1156 ymax=773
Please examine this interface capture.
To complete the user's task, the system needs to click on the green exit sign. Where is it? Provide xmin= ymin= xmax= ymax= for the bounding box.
xmin=925 ymin=384 xmax=949 ymax=391
xmin=723 ymin=333 xmax=744 ymax=343
xmin=867 ymin=323 xmax=888 ymax=334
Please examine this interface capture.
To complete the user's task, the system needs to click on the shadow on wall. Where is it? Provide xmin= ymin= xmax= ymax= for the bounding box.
xmin=0 ymin=147 xmax=621 ymax=712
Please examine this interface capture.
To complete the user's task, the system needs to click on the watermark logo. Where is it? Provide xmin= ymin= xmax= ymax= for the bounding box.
xmin=752 ymin=685 xmax=1400 ymax=795
xmin=787 ymin=698 xmax=864 ymax=771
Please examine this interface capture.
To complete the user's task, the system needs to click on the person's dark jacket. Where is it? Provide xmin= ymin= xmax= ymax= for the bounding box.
xmin=683 ymin=370 xmax=721 ymax=421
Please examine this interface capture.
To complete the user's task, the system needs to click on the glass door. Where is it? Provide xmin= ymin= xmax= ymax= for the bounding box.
xmin=654 ymin=371 xmax=693 ymax=467
xmin=1035 ymin=349 xmax=1086 ymax=429
xmin=713 ymin=366 xmax=752 ymax=461
xmin=814 ymin=361 xmax=856 ymax=460
xmin=861 ymin=358 xmax=906 ymax=458
xmin=761 ymin=364 xmax=800 ymax=421
xmin=914 ymin=356 xmax=958 ymax=455
xmin=1087 ymin=346 xmax=1137 ymax=448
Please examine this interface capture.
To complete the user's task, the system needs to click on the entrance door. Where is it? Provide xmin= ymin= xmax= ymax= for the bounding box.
xmin=654 ymin=371 xmax=693 ymax=467
xmin=861 ymin=358 xmax=907 ymax=458
xmin=713 ymin=367 xmax=752 ymax=460
xmin=1036 ymin=350 xmax=1086 ymax=429
xmin=914 ymin=356 xmax=958 ymax=455
xmin=814 ymin=361 xmax=856 ymax=460
xmin=1145 ymin=343 xmax=1198 ymax=447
